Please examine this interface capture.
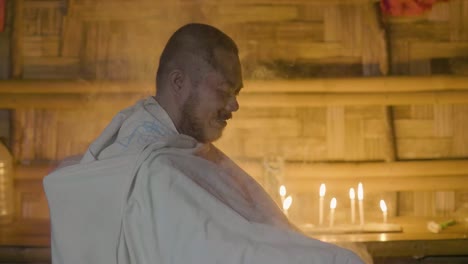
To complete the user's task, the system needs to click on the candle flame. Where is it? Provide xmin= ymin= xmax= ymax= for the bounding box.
xmin=279 ymin=185 xmax=286 ymax=197
xmin=380 ymin=200 xmax=387 ymax=212
xmin=330 ymin=197 xmax=337 ymax=209
xmin=319 ymin=183 xmax=326 ymax=197
xmin=283 ymin=196 xmax=292 ymax=210
xmin=349 ymin=188 xmax=355 ymax=200
xmin=357 ymin=182 xmax=364 ymax=201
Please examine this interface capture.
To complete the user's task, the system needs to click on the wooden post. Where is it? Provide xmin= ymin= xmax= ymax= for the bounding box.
xmin=11 ymin=0 xmax=23 ymax=78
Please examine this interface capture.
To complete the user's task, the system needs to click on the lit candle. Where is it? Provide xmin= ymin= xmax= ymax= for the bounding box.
xmin=358 ymin=182 xmax=364 ymax=226
xmin=279 ymin=185 xmax=286 ymax=204
xmin=319 ymin=183 xmax=326 ymax=225
xmin=329 ymin=197 xmax=337 ymax=227
xmin=380 ymin=200 xmax=387 ymax=223
xmin=349 ymin=188 xmax=356 ymax=224
xmin=283 ymin=195 xmax=293 ymax=217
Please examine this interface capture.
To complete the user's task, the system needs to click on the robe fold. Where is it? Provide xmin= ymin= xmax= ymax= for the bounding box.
xmin=44 ymin=97 xmax=364 ymax=264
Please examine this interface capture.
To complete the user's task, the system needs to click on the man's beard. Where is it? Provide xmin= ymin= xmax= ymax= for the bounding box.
xmin=180 ymin=90 xmax=211 ymax=143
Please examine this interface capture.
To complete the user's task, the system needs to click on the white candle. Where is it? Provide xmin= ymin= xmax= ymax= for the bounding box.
xmin=380 ymin=200 xmax=388 ymax=223
xmin=358 ymin=182 xmax=364 ymax=226
xmin=349 ymin=188 xmax=356 ymax=224
xmin=329 ymin=197 xmax=337 ymax=227
xmin=319 ymin=183 xmax=326 ymax=225
xmin=283 ymin=195 xmax=293 ymax=217
xmin=279 ymin=185 xmax=286 ymax=204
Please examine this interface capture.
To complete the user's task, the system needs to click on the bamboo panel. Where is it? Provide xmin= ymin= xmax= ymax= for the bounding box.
xmin=23 ymin=2 xmax=62 ymax=36
xmin=363 ymin=119 xmax=384 ymax=138
xmin=410 ymin=42 xmax=468 ymax=60
xmin=297 ymin=4 xmax=324 ymax=21
xmin=22 ymin=56 xmax=79 ymax=79
xmin=256 ymin=42 xmax=349 ymax=61
xmin=427 ymin=1 xmax=450 ymax=21
xmin=449 ymin=0 xmax=468 ymax=41
xmin=233 ymin=21 xmax=324 ymax=42
xmin=61 ymin=16 xmax=83 ymax=57
xmin=389 ymin=22 xmax=449 ymax=41
xmin=363 ymin=137 xmax=384 ymax=160
xmin=69 ymin=1 xmax=168 ymax=20
xmin=228 ymin=118 xmax=302 ymax=137
xmin=344 ymin=117 xmax=365 ymax=160
xmin=394 ymin=120 xmax=434 ymax=138
xmin=301 ymin=107 xmax=327 ymax=138
xmin=361 ymin=3 xmax=388 ymax=75
xmin=433 ymin=105 xmax=453 ymax=137
xmin=242 ymin=136 xmax=327 ymax=161
xmin=323 ymin=6 xmax=342 ymax=42
xmin=398 ymin=138 xmax=452 ymax=159
xmin=389 ymin=40 xmax=410 ymax=75
xmin=341 ymin=5 xmax=362 ymax=57
xmin=411 ymin=105 xmax=433 ymax=119
xmin=23 ymin=36 xmax=60 ymax=57
xmin=393 ymin=106 xmax=411 ymax=120
xmin=452 ymin=104 xmax=468 ymax=156
xmin=326 ymin=106 xmax=345 ymax=160
xmin=217 ymin=5 xmax=298 ymax=23
xmin=15 ymin=180 xmax=49 ymax=219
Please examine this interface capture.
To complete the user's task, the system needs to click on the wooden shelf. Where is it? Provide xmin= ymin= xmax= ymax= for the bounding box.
xmin=2 ymin=76 xmax=468 ymax=109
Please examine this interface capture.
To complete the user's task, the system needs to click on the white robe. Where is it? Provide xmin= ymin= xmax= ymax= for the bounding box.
xmin=44 ymin=97 xmax=364 ymax=264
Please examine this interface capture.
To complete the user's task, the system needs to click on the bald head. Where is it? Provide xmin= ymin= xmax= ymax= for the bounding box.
xmin=156 ymin=23 xmax=239 ymax=93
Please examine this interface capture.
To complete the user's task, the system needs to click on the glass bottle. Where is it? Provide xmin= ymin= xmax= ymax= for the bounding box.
xmin=0 ymin=142 xmax=14 ymax=224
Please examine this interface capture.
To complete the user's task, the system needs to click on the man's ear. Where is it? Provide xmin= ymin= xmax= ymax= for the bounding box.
xmin=168 ymin=69 xmax=185 ymax=95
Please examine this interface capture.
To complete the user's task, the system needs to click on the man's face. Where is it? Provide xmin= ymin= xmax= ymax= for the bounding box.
xmin=180 ymin=49 xmax=243 ymax=143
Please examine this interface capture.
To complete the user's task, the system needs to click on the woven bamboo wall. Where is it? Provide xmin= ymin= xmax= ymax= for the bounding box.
xmin=6 ymin=0 xmax=468 ymax=221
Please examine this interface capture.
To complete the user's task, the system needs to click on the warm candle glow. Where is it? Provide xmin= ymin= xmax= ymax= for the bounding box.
xmin=319 ymin=183 xmax=326 ymax=197
xmin=283 ymin=196 xmax=293 ymax=211
xmin=380 ymin=200 xmax=387 ymax=212
xmin=279 ymin=185 xmax=286 ymax=197
xmin=330 ymin=197 xmax=337 ymax=209
xmin=357 ymin=182 xmax=364 ymax=201
xmin=349 ymin=188 xmax=355 ymax=200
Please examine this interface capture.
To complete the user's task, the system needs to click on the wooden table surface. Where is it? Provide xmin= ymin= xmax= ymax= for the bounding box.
xmin=0 ymin=217 xmax=467 ymax=262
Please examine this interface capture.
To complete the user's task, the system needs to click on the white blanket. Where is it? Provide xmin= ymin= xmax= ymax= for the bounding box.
xmin=44 ymin=97 xmax=364 ymax=264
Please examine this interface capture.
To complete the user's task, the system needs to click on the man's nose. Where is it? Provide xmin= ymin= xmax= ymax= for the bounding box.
xmin=226 ymin=96 xmax=239 ymax=112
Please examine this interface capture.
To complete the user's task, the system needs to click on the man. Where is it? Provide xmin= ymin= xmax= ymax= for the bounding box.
xmin=44 ymin=23 xmax=364 ymax=264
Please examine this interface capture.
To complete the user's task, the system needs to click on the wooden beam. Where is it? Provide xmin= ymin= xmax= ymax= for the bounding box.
xmin=1 ymin=76 xmax=468 ymax=108
xmin=2 ymin=76 xmax=468 ymax=93
xmin=11 ymin=0 xmax=23 ymax=78
xmin=2 ymin=90 xmax=468 ymax=109
xmin=17 ymin=159 xmax=468 ymax=194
